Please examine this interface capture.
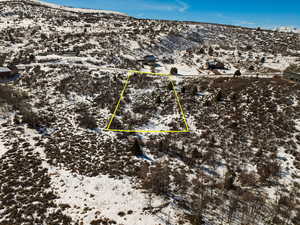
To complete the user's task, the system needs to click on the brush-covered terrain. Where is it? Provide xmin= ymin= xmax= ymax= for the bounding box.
xmin=0 ymin=1 xmax=300 ymax=225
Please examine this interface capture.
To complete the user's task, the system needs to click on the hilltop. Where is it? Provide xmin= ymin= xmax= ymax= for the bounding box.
xmin=0 ymin=0 xmax=128 ymax=15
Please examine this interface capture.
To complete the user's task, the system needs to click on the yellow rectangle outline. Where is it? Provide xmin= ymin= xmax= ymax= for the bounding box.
xmin=104 ymin=70 xmax=190 ymax=133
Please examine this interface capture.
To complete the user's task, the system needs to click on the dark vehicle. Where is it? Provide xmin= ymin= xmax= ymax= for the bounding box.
xmin=206 ymin=60 xmax=226 ymax=70
xmin=143 ymin=55 xmax=157 ymax=64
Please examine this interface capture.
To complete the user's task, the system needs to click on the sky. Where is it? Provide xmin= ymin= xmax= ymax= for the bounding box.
xmin=44 ymin=0 xmax=300 ymax=29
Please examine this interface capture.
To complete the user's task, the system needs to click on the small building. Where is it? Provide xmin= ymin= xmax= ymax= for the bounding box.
xmin=283 ymin=71 xmax=300 ymax=82
xmin=0 ymin=67 xmax=12 ymax=79
xmin=0 ymin=65 xmax=20 ymax=83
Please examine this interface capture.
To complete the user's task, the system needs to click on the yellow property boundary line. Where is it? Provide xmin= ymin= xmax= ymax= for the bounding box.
xmin=104 ymin=70 xmax=190 ymax=133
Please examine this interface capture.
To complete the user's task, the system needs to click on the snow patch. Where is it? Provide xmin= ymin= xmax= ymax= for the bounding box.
xmin=46 ymin=165 xmax=185 ymax=225
xmin=0 ymin=121 xmax=8 ymax=158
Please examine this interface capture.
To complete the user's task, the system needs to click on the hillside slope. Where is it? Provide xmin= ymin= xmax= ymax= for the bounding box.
xmin=0 ymin=1 xmax=300 ymax=225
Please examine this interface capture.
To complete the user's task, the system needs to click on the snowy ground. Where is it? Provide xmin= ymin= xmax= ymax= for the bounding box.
xmin=0 ymin=135 xmax=8 ymax=158
xmin=0 ymin=117 xmax=9 ymax=158
xmin=0 ymin=1 xmax=300 ymax=224
xmin=0 ymin=117 xmax=188 ymax=224
xmin=46 ymin=166 xmax=186 ymax=225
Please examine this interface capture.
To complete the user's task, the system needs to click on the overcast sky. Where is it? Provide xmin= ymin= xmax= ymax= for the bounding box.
xmin=44 ymin=0 xmax=300 ymax=28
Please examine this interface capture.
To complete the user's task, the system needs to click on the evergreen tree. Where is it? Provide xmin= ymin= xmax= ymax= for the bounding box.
xmin=224 ymin=169 xmax=236 ymax=190
xmin=29 ymin=54 xmax=35 ymax=63
xmin=199 ymin=47 xmax=205 ymax=54
xmin=208 ymin=46 xmax=214 ymax=56
xmin=234 ymin=69 xmax=241 ymax=77
xmin=215 ymin=90 xmax=224 ymax=102
xmin=158 ymin=140 xmax=168 ymax=152
xmin=192 ymin=86 xmax=198 ymax=96
xmin=170 ymin=67 xmax=178 ymax=75
xmin=249 ymin=65 xmax=255 ymax=71
xmin=181 ymin=86 xmax=186 ymax=94
xmin=203 ymin=100 xmax=211 ymax=107
xmin=167 ymin=82 xmax=173 ymax=91
xmin=156 ymin=96 xmax=162 ymax=104
xmin=131 ymin=139 xmax=143 ymax=156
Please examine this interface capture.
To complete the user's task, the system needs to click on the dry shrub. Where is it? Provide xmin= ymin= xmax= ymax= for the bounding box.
xmin=238 ymin=171 xmax=257 ymax=187
xmin=79 ymin=114 xmax=97 ymax=129
xmin=75 ymin=105 xmax=98 ymax=129
xmin=19 ymin=108 xmax=43 ymax=129
xmin=0 ymin=85 xmax=29 ymax=109
xmin=141 ymin=163 xmax=171 ymax=195
xmin=240 ymin=190 xmax=257 ymax=202
xmin=278 ymin=195 xmax=295 ymax=208
xmin=257 ymin=161 xmax=281 ymax=182
xmin=272 ymin=216 xmax=284 ymax=225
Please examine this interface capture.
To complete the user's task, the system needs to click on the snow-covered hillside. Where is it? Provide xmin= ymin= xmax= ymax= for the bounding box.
xmin=0 ymin=0 xmax=128 ymax=15
xmin=0 ymin=1 xmax=300 ymax=225
xmin=275 ymin=26 xmax=300 ymax=34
